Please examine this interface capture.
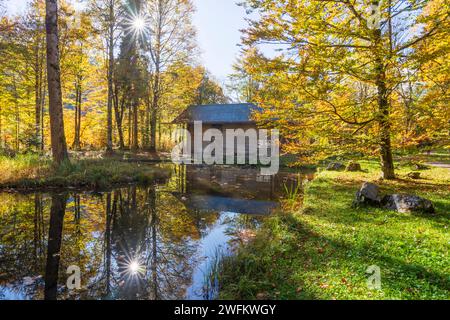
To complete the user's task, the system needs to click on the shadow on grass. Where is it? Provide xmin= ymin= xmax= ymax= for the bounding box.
xmin=220 ymin=172 xmax=449 ymax=300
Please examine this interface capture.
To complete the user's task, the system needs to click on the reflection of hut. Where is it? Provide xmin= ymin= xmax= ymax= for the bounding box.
xmin=173 ymin=165 xmax=310 ymax=215
xmin=179 ymin=194 xmax=278 ymax=215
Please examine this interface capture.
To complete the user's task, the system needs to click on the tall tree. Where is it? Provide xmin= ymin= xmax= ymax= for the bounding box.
xmin=143 ymin=0 xmax=196 ymax=152
xmin=239 ymin=0 xmax=449 ymax=179
xmin=25 ymin=0 xmax=47 ymax=151
xmin=118 ymin=0 xmax=147 ymax=152
xmin=45 ymin=0 xmax=69 ymax=164
xmin=90 ymin=0 xmax=122 ymax=152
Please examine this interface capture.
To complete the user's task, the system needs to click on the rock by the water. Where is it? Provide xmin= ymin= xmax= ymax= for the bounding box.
xmin=327 ymin=162 xmax=346 ymax=171
xmin=406 ymin=171 xmax=421 ymax=179
xmin=354 ymin=182 xmax=381 ymax=206
xmin=382 ymin=194 xmax=435 ymax=214
xmin=346 ymin=161 xmax=362 ymax=172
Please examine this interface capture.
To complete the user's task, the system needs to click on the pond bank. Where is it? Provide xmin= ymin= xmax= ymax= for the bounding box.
xmin=218 ymin=160 xmax=450 ymax=300
xmin=0 ymin=155 xmax=170 ymax=191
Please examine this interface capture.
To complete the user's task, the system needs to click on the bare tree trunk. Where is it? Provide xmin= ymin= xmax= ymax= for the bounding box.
xmin=106 ymin=1 xmax=115 ymax=153
xmin=131 ymin=98 xmax=139 ymax=152
xmin=128 ymin=104 xmax=132 ymax=148
xmin=41 ymin=80 xmax=46 ymax=150
xmin=149 ymin=71 xmax=159 ymax=153
xmin=113 ymin=82 xmax=125 ymax=149
xmin=73 ymin=80 xmax=81 ymax=150
xmin=34 ymin=39 xmax=42 ymax=151
xmin=149 ymin=105 xmax=157 ymax=153
xmin=143 ymin=95 xmax=150 ymax=149
xmin=73 ymin=86 xmax=78 ymax=149
xmin=45 ymin=0 xmax=69 ymax=164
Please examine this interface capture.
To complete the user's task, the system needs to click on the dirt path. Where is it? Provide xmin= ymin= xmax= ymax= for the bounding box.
xmin=425 ymin=162 xmax=450 ymax=169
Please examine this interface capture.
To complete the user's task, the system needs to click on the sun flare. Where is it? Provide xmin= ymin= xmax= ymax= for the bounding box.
xmin=132 ymin=17 xmax=146 ymax=32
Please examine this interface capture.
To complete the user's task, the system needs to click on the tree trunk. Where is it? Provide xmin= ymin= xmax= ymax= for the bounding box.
xmin=149 ymin=105 xmax=157 ymax=153
xmin=41 ymin=81 xmax=46 ymax=150
xmin=142 ymin=92 xmax=151 ymax=149
xmin=34 ymin=38 xmax=42 ymax=151
xmin=113 ymin=83 xmax=125 ymax=149
xmin=106 ymin=2 xmax=114 ymax=153
xmin=149 ymin=72 xmax=159 ymax=153
xmin=374 ymin=55 xmax=395 ymax=179
xmin=45 ymin=0 xmax=69 ymax=164
xmin=13 ymin=77 xmax=19 ymax=151
xmin=128 ymin=104 xmax=132 ymax=148
xmin=131 ymin=98 xmax=139 ymax=152
xmin=73 ymin=81 xmax=81 ymax=150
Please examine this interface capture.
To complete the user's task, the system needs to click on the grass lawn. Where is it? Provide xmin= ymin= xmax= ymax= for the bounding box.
xmin=219 ymin=160 xmax=450 ymax=300
xmin=0 ymin=154 xmax=170 ymax=190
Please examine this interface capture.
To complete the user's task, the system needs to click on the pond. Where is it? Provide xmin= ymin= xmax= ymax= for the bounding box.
xmin=0 ymin=165 xmax=314 ymax=300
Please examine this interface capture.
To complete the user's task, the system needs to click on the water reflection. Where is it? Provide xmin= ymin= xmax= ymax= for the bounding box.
xmin=0 ymin=165 xmax=313 ymax=300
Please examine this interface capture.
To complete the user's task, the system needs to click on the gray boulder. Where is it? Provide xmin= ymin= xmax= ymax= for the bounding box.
xmin=354 ymin=182 xmax=381 ymax=207
xmin=382 ymin=194 xmax=435 ymax=214
xmin=327 ymin=162 xmax=346 ymax=171
xmin=346 ymin=161 xmax=362 ymax=172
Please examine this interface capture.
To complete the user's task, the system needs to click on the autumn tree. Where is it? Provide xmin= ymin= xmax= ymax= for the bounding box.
xmin=142 ymin=0 xmax=196 ymax=152
xmin=26 ymin=1 xmax=47 ymax=151
xmin=239 ymin=0 xmax=449 ymax=179
xmin=116 ymin=0 xmax=147 ymax=151
xmin=0 ymin=3 xmax=47 ymax=152
xmin=45 ymin=0 xmax=69 ymax=163
xmin=90 ymin=0 xmax=123 ymax=152
xmin=414 ymin=0 xmax=450 ymax=146
xmin=58 ymin=8 xmax=98 ymax=150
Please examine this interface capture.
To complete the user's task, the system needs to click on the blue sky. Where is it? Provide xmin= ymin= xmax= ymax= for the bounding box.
xmin=193 ymin=0 xmax=248 ymax=81
xmin=5 ymin=0 xmax=249 ymax=81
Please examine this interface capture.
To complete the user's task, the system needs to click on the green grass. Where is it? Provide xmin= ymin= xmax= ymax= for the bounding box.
xmin=219 ymin=160 xmax=450 ymax=300
xmin=0 ymin=154 xmax=170 ymax=190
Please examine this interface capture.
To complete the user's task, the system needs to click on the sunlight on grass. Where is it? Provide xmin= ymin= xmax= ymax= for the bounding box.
xmin=0 ymin=154 xmax=52 ymax=184
xmin=0 ymin=154 xmax=170 ymax=189
xmin=219 ymin=160 xmax=450 ymax=300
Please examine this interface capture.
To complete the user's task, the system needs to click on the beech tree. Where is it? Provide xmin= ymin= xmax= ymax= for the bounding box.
xmin=238 ymin=0 xmax=449 ymax=179
xmin=45 ymin=0 xmax=69 ymax=164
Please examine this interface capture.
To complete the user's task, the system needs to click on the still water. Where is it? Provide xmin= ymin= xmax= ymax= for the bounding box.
xmin=0 ymin=165 xmax=313 ymax=300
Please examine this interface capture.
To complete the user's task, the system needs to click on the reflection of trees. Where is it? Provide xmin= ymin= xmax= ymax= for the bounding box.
xmin=44 ymin=193 xmax=67 ymax=300
xmin=33 ymin=194 xmax=45 ymax=271
xmin=102 ymin=186 xmax=199 ymax=300
xmin=0 ymin=180 xmax=234 ymax=300
xmin=0 ymin=193 xmax=48 ymax=299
